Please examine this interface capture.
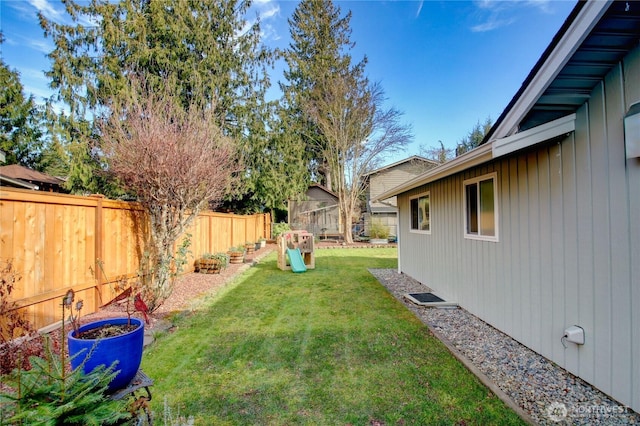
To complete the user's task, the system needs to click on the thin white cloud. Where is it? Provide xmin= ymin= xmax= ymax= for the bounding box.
xmin=525 ymin=0 xmax=554 ymax=14
xmin=471 ymin=17 xmax=515 ymax=32
xmin=28 ymin=38 xmax=54 ymax=54
xmin=260 ymin=4 xmax=280 ymax=20
xmin=416 ymin=1 xmax=424 ymax=18
xmin=470 ymin=0 xmax=556 ymax=32
xmin=10 ymin=66 xmax=51 ymax=102
xmin=27 ymin=0 xmax=64 ymax=23
xmin=19 ymin=67 xmax=48 ymax=82
xmin=258 ymin=3 xmax=281 ymax=41
xmin=474 ymin=0 xmax=497 ymax=10
xmin=261 ymin=23 xmax=281 ymax=42
xmin=24 ymin=0 xmax=97 ymax=27
xmin=2 ymin=33 xmax=52 ymax=55
xmin=242 ymin=0 xmax=282 ymax=42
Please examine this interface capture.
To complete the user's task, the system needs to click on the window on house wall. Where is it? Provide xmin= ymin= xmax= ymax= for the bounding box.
xmin=463 ymin=173 xmax=498 ymax=241
xmin=410 ymin=192 xmax=430 ymax=233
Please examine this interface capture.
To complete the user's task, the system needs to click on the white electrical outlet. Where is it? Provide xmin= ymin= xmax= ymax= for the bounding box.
xmin=563 ymin=325 xmax=585 ymax=345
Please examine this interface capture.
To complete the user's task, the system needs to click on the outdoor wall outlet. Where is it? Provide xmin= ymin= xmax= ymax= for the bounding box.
xmin=563 ymin=325 xmax=585 ymax=345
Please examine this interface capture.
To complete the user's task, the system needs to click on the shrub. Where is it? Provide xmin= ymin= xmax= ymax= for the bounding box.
xmin=0 ymin=338 xmax=130 ymax=425
xmin=272 ymin=223 xmax=290 ymax=238
xmin=0 ymin=259 xmax=44 ymax=375
xmin=369 ymin=220 xmax=390 ymax=239
xmin=100 ymin=76 xmax=240 ymax=313
xmin=0 ymin=294 xmax=131 ymax=425
xmin=202 ymin=252 xmax=229 ymax=269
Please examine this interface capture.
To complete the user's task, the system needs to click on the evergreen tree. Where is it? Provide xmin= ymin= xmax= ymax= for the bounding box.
xmin=280 ymin=0 xmax=365 ymax=191
xmin=39 ymin=0 xmax=272 ymax=203
xmin=246 ymin=104 xmax=311 ymax=214
xmin=455 ymin=117 xmax=493 ymax=156
xmin=0 ymin=36 xmax=44 ymax=169
xmin=286 ymin=1 xmax=412 ymax=243
xmin=37 ymin=103 xmax=71 ymax=179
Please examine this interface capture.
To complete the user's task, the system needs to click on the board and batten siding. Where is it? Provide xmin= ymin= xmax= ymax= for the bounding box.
xmin=397 ymin=46 xmax=640 ymax=411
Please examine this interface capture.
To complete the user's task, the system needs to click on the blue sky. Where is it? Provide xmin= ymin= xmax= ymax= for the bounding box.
xmin=1 ymin=0 xmax=577 ymax=162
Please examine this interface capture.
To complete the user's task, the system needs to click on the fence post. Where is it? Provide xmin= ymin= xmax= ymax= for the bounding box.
xmin=230 ymin=215 xmax=234 ymax=248
xmin=265 ymin=213 xmax=272 ymax=240
xmin=91 ymin=194 xmax=105 ymax=308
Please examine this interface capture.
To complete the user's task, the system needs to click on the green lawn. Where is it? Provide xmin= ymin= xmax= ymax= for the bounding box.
xmin=142 ymin=248 xmax=524 ymax=425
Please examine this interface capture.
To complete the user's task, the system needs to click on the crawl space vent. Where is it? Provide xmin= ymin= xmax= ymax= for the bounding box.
xmin=407 ymin=293 xmax=444 ymax=303
xmin=404 ymin=292 xmax=458 ymax=308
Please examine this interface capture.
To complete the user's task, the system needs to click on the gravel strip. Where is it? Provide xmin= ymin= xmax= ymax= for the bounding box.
xmin=369 ymin=268 xmax=639 ymax=426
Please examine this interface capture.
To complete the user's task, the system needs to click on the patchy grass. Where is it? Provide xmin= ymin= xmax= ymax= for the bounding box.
xmin=142 ymin=248 xmax=524 ymax=425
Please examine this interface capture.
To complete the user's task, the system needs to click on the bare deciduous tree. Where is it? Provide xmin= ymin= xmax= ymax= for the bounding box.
xmin=99 ymin=81 xmax=240 ymax=311
xmin=307 ymin=74 xmax=412 ymax=244
xmin=420 ymin=140 xmax=454 ymax=164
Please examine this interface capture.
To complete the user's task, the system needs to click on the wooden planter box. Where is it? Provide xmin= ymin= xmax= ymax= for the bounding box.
xmin=228 ymin=252 xmax=244 ymax=264
xmin=196 ymin=258 xmax=223 ymax=274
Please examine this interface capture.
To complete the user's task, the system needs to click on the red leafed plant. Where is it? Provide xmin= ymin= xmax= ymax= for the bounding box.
xmin=0 ymin=259 xmax=44 ymax=375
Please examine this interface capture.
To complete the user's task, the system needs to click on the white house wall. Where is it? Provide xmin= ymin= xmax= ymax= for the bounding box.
xmin=397 ymin=46 xmax=640 ymax=411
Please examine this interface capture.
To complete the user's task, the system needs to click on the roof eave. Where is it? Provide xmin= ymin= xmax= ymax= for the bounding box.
xmin=483 ymin=0 xmax=611 ymax=143
xmin=0 ymin=175 xmax=40 ymax=190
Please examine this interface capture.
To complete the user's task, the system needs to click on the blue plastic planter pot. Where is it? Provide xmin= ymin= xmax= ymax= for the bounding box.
xmin=67 ymin=317 xmax=144 ymax=392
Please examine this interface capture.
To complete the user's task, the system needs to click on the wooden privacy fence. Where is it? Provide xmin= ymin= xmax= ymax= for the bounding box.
xmin=0 ymin=187 xmax=271 ymax=330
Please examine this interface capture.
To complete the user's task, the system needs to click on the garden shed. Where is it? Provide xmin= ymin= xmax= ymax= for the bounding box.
xmin=376 ymin=1 xmax=640 ymax=413
xmin=288 ymin=184 xmax=342 ymax=238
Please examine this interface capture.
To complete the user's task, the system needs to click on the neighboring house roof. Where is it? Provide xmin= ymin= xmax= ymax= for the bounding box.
xmin=305 ymin=183 xmax=338 ymax=199
xmin=366 ymin=156 xmax=439 ymax=211
xmin=0 ymin=175 xmax=39 ymax=190
xmin=363 ymin=155 xmax=438 ymax=177
xmin=376 ymin=0 xmax=639 ymax=201
xmin=0 ymin=164 xmax=66 ymax=191
xmin=369 ymin=205 xmax=397 ymax=214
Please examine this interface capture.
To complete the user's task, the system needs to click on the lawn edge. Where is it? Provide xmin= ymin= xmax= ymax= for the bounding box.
xmin=424 ymin=322 xmax=536 ymax=425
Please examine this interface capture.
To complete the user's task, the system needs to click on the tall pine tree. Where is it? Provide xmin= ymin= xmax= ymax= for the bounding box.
xmin=280 ymin=0 xmax=366 ymax=191
xmin=0 ymin=37 xmax=44 ymax=169
xmin=283 ymin=0 xmax=412 ymax=243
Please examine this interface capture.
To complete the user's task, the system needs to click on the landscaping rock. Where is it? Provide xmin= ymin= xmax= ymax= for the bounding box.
xmin=369 ymin=268 xmax=639 ymax=426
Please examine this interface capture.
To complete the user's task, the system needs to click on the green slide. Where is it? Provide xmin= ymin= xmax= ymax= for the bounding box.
xmin=286 ymin=248 xmax=307 ymax=273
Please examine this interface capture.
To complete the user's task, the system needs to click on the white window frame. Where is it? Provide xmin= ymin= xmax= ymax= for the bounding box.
xmin=463 ymin=172 xmax=499 ymax=242
xmin=409 ymin=191 xmax=431 ymax=234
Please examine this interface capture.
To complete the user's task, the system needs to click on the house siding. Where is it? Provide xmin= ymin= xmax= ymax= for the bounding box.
xmin=397 ymin=46 xmax=640 ymax=411
xmin=369 ymin=160 xmax=437 ymax=210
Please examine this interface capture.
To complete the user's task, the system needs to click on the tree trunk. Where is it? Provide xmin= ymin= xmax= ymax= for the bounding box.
xmin=341 ymin=197 xmax=354 ymax=244
xmin=324 ymin=167 xmax=332 ymax=191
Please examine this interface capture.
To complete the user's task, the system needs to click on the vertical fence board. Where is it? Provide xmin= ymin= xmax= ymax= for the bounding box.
xmin=33 ymin=203 xmax=46 ymax=327
xmin=42 ymin=204 xmax=56 ymax=327
xmin=0 ymin=199 xmax=14 ymax=260
xmin=53 ymin=204 xmax=65 ymax=297
xmin=24 ymin=203 xmax=37 ymax=324
xmin=12 ymin=202 xmax=26 ymax=300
